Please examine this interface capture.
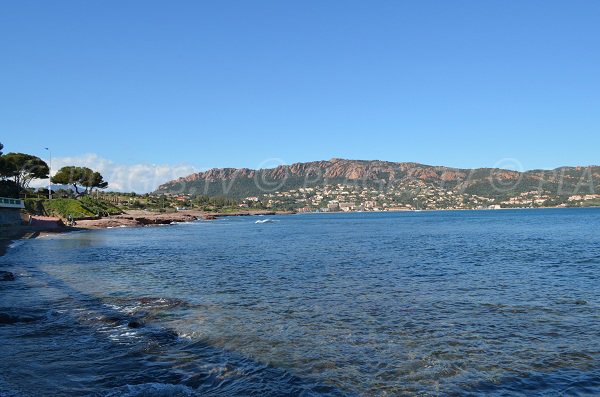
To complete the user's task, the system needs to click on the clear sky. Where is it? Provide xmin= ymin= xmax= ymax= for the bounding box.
xmin=1 ymin=1 xmax=599 ymax=190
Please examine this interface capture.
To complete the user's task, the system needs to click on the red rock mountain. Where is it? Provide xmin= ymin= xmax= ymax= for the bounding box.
xmin=156 ymin=158 xmax=600 ymax=199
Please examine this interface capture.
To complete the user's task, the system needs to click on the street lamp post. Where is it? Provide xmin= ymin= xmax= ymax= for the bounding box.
xmin=45 ymin=147 xmax=52 ymax=200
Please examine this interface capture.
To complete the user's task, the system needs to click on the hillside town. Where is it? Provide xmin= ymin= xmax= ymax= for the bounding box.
xmin=235 ymin=183 xmax=600 ymax=212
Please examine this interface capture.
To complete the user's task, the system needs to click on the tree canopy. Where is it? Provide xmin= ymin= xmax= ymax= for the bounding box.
xmin=0 ymin=152 xmax=49 ymax=192
xmin=0 ymin=143 xmax=5 ymax=175
xmin=0 ymin=144 xmax=18 ymax=197
xmin=51 ymin=166 xmax=108 ymax=196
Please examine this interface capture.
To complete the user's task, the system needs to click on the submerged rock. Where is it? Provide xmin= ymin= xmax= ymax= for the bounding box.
xmin=127 ymin=319 xmax=144 ymax=329
xmin=0 ymin=313 xmax=16 ymax=324
xmin=0 ymin=271 xmax=15 ymax=281
xmin=0 ymin=313 xmax=38 ymax=325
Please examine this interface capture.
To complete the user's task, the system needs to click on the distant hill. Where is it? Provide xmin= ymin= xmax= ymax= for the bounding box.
xmin=155 ymin=158 xmax=600 ymax=200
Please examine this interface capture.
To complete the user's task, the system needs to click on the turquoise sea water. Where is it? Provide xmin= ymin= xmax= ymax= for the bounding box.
xmin=1 ymin=209 xmax=600 ymax=396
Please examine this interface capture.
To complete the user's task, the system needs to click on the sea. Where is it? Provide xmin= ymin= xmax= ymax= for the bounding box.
xmin=1 ymin=209 xmax=599 ymax=396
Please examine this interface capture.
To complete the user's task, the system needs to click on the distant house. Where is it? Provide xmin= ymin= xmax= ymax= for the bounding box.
xmin=569 ymin=194 xmax=600 ymax=201
xmin=327 ymin=201 xmax=340 ymax=211
xmin=339 ymin=202 xmax=354 ymax=212
xmin=363 ymin=200 xmax=377 ymax=209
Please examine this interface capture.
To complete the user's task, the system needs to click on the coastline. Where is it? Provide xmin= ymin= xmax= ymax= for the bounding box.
xmin=2 ymin=206 xmax=596 ymax=258
xmin=0 ymin=209 xmax=293 ymax=257
xmin=0 ymin=228 xmax=29 ymax=258
xmin=0 ymin=227 xmax=76 ymax=258
xmin=72 ymin=209 xmax=294 ymax=229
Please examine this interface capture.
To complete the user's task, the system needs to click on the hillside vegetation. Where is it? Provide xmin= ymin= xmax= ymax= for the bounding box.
xmin=24 ymin=197 xmax=122 ymax=219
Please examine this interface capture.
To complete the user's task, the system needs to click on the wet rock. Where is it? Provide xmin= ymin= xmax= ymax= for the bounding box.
xmin=139 ymin=297 xmax=160 ymax=305
xmin=128 ymin=319 xmax=144 ymax=329
xmin=149 ymin=328 xmax=179 ymax=343
xmin=98 ymin=315 xmax=122 ymax=324
xmin=0 ymin=271 xmax=15 ymax=281
xmin=138 ymin=297 xmax=187 ymax=309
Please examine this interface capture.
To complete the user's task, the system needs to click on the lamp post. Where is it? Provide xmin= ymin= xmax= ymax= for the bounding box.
xmin=45 ymin=147 xmax=52 ymax=200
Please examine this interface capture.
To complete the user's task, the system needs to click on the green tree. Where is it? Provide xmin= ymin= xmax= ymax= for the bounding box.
xmin=0 ymin=144 xmax=17 ymax=197
xmin=0 ymin=152 xmax=49 ymax=192
xmin=0 ymin=143 xmax=6 ymax=175
xmin=51 ymin=166 xmax=108 ymax=196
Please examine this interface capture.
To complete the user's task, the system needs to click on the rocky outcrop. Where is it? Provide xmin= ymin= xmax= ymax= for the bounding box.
xmin=74 ymin=211 xmax=200 ymax=229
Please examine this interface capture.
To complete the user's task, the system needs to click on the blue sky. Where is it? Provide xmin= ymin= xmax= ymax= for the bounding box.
xmin=1 ymin=1 xmax=599 ymax=190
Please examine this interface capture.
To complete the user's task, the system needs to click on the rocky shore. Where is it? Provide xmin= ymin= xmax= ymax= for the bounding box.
xmin=73 ymin=209 xmax=290 ymax=228
xmin=73 ymin=210 xmax=204 ymax=229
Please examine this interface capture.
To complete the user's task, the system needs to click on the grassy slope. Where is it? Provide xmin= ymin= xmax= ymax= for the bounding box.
xmin=24 ymin=197 xmax=122 ymax=219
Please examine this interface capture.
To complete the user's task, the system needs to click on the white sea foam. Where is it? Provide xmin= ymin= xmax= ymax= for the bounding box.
xmin=255 ymin=218 xmax=275 ymax=224
xmin=7 ymin=240 xmax=25 ymax=249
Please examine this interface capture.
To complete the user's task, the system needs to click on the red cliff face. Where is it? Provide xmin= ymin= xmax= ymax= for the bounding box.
xmin=157 ymin=159 xmax=474 ymax=190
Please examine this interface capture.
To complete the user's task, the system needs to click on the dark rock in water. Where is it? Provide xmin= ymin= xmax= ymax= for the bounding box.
xmin=98 ymin=315 xmax=122 ymax=324
xmin=137 ymin=297 xmax=187 ymax=309
xmin=575 ymin=299 xmax=588 ymax=305
xmin=149 ymin=328 xmax=179 ymax=343
xmin=0 ymin=313 xmax=17 ymax=324
xmin=0 ymin=271 xmax=15 ymax=281
xmin=139 ymin=297 xmax=159 ymax=305
xmin=0 ymin=313 xmax=38 ymax=325
xmin=128 ymin=319 xmax=144 ymax=328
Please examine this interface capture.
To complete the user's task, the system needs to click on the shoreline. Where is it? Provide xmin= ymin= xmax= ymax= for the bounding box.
xmin=0 ymin=227 xmax=78 ymax=258
xmin=0 ymin=210 xmax=294 ymax=257
xmin=72 ymin=209 xmax=294 ymax=229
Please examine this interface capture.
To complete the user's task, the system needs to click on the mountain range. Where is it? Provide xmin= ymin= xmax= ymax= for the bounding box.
xmin=155 ymin=158 xmax=600 ymax=200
